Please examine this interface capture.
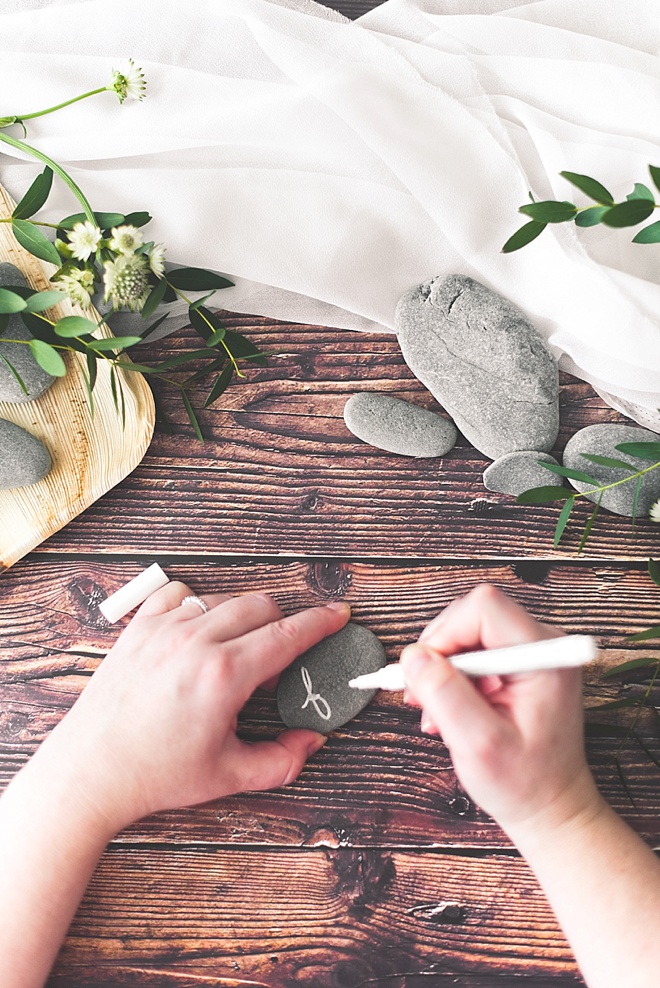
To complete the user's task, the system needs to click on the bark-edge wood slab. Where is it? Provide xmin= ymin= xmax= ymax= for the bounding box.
xmin=0 ymin=182 xmax=155 ymax=571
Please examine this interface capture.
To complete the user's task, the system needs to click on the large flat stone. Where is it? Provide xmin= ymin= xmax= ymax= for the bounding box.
xmin=0 ymin=418 xmax=51 ymax=489
xmin=344 ymin=392 xmax=457 ymax=457
xmin=395 ymin=275 xmax=559 ymax=460
xmin=0 ymin=262 xmax=55 ymax=403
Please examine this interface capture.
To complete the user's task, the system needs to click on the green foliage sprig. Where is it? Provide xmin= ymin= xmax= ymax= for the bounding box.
xmin=516 ymin=441 xmax=660 ymax=551
xmin=502 ymin=166 xmax=660 ymax=252
xmin=0 ymin=61 xmax=265 ymax=439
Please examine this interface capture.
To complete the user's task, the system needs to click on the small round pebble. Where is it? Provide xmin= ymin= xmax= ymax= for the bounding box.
xmin=277 ymin=622 xmax=386 ymax=733
xmin=563 ymin=423 xmax=660 ymax=516
xmin=0 ymin=418 xmax=51 ymax=489
xmin=483 ymin=451 xmax=563 ymax=497
xmin=344 ymin=392 xmax=457 ymax=457
xmin=0 ymin=262 xmax=55 ymax=403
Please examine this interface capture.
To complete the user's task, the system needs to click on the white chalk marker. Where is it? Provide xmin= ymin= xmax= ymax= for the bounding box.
xmin=98 ymin=563 xmax=170 ymax=623
xmin=349 ymin=635 xmax=598 ymax=691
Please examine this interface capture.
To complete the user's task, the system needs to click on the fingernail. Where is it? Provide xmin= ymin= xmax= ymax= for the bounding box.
xmin=325 ymin=601 xmax=351 ymax=614
xmin=420 ymin=714 xmax=437 ymax=734
xmin=307 ymin=733 xmax=328 ymax=755
xmin=400 ymin=643 xmax=436 ymax=675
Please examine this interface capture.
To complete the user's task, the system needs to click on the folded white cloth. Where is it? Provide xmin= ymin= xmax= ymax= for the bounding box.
xmin=1 ymin=0 xmax=659 ymax=426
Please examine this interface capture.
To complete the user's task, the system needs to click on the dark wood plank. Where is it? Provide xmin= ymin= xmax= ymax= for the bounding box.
xmin=21 ymin=322 xmax=657 ymax=561
xmin=48 ymin=848 xmax=584 ymax=988
xmin=3 ymin=559 xmax=659 ymax=846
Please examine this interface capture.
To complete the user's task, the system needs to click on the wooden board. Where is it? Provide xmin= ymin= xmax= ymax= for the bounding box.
xmin=0 ymin=182 xmax=155 ymax=571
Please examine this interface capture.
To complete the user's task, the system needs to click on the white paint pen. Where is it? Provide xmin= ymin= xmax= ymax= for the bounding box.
xmin=99 ymin=563 xmax=170 ymax=623
xmin=349 ymin=635 xmax=598 ymax=691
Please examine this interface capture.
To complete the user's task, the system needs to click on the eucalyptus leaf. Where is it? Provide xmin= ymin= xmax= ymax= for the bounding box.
xmin=627 ymin=625 xmax=660 ymax=642
xmin=501 ymin=220 xmax=546 ymax=253
xmin=559 ymin=170 xmax=614 ymax=205
xmin=0 ymin=288 xmax=27 ymax=314
xmin=23 ymin=290 xmax=67 ymax=313
xmin=137 ymin=313 xmax=170 ymax=343
xmin=11 ymin=219 xmax=61 ymax=265
xmin=204 ymin=364 xmax=234 ymax=407
xmin=615 ymin=441 xmax=660 ymax=461
xmin=150 ymin=348 xmax=218 ymax=371
xmin=587 ymin=697 xmax=640 ymax=711
xmin=0 ymin=352 xmax=28 ymax=394
xmin=207 ymin=327 xmax=226 ymax=346
xmin=167 ymin=268 xmax=234 ymax=291
xmin=627 ymin=182 xmax=655 ymax=202
xmin=575 ymin=206 xmax=609 ymax=228
xmin=181 ymin=389 xmax=204 ymax=442
xmin=601 ymin=198 xmax=655 ymax=228
xmin=189 ymin=291 xmax=217 ymax=311
xmin=578 ymin=491 xmax=602 ymax=554
xmin=649 ymin=165 xmax=660 ymax=195
xmin=28 ymin=338 xmax=66 ymax=376
xmin=141 ymin=278 xmax=167 ymax=320
xmin=554 ymin=497 xmax=574 ymax=548
xmin=223 ymin=329 xmax=268 ymax=364
xmin=87 ymin=335 xmax=142 ymax=351
xmin=86 ymin=349 xmax=97 ymax=394
xmin=516 ymin=485 xmax=573 ymax=504
xmin=519 ymin=200 xmax=577 ymax=223
xmin=632 ymin=221 xmax=660 ymax=244
xmin=539 ymin=461 xmax=598 ymax=485
xmin=602 ymin=657 xmax=660 ymax=679
xmin=122 ymin=211 xmax=152 ymax=228
xmin=12 ymin=166 xmax=54 ymax=220
xmin=58 ymin=210 xmax=124 ymax=231
xmin=54 ymin=315 xmax=98 ymax=338
xmin=580 ymin=453 xmax=637 ymax=471
xmin=649 ymin=557 xmax=660 ymax=587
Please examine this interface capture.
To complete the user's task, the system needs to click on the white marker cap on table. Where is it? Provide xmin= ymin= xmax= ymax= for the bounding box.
xmin=98 ymin=563 xmax=170 ymax=623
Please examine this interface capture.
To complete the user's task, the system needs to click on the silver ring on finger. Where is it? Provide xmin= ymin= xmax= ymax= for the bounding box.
xmin=180 ymin=595 xmax=210 ymax=615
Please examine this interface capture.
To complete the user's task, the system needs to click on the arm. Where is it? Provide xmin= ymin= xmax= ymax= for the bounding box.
xmin=0 ymin=582 xmax=350 ymax=988
xmin=400 ymin=584 xmax=660 ymax=988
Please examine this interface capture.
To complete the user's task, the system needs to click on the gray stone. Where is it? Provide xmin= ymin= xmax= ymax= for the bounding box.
xmin=344 ymin=392 xmax=457 ymax=458
xmin=395 ymin=274 xmax=559 ymax=460
xmin=483 ymin=451 xmax=563 ymax=497
xmin=277 ymin=622 xmax=386 ymax=733
xmin=563 ymin=423 xmax=660 ymax=517
xmin=0 ymin=262 xmax=55 ymax=403
xmin=0 ymin=418 xmax=51 ymax=489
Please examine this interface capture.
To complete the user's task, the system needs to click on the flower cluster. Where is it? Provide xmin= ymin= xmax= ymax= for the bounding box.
xmin=53 ymin=219 xmax=166 ymax=312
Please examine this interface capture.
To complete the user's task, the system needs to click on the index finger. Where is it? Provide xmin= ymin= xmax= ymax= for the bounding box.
xmin=228 ymin=601 xmax=351 ymax=698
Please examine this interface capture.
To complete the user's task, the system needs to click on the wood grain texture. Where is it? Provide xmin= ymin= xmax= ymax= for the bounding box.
xmin=21 ymin=319 xmax=659 ymax=560
xmin=3 ymin=559 xmax=659 ymax=847
xmin=0 ymin=183 xmax=155 ymax=570
xmin=48 ymin=847 xmax=585 ymax=988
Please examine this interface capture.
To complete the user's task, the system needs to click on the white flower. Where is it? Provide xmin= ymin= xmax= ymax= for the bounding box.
xmin=650 ymin=499 xmax=660 ymax=523
xmin=111 ymin=59 xmax=146 ymax=104
xmin=103 ymin=252 xmax=151 ymax=312
xmin=147 ymin=242 xmax=166 ymax=279
xmin=108 ymin=224 xmax=144 ymax=255
xmin=54 ymin=266 xmax=95 ymax=308
xmin=67 ymin=221 xmax=103 ymax=261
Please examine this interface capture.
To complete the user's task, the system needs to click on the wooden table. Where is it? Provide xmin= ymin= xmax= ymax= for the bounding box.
xmin=2 ymin=4 xmax=660 ymax=984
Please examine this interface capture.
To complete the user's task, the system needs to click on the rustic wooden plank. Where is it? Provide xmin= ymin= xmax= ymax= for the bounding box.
xmin=48 ymin=848 xmax=584 ymax=988
xmin=3 ymin=559 xmax=659 ymax=847
xmin=22 ymin=321 xmax=657 ymax=560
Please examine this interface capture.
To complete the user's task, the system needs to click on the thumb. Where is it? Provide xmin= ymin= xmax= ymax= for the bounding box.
xmin=400 ymin=643 xmax=502 ymax=749
xmin=231 ymin=731 xmax=327 ymax=792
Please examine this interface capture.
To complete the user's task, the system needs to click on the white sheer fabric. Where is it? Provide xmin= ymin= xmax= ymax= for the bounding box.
xmin=1 ymin=0 xmax=659 ymax=425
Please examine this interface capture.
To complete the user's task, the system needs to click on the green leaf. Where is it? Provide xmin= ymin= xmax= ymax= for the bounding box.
xmin=54 ymin=315 xmax=98 ymax=338
xmin=110 ymin=366 xmax=118 ymax=412
xmin=11 ymin=218 xmax=61 ymax=265
xmin=189 ymin=291 xmax=217 ymax=311
xmin=0 ymin=288 xmax=27 ymax=313
xmin=578 ymin=491 xmax=603 ymax=554
xmin=649 ymin=165 xmax=660 ymax=195
xmin=627 ymin=625 xmax=660 ymax=642
xmin=181 ymin=389 xmax=204 ymax=443
xmin=580 ymin=453 xmax=637 ymax=471
xmin=183 ymin=354 xmax=227 ymax=387
xmin=554 ymin=497 xmax=574 ymax=548
xmin=615 ymin=441 xmax=660 ymax=461
xmin=23 ymin=290 xmax=67 ymax=313
xmin=632 ymin=221 xmax=660 ymax=244
xmin=86 ymin=350 xmax=98 ymax=395
xmin=87 ymin=335 xmax=142 ymax=351
xmin=575 ymin=206 xmax=610 ymax=228
xmin=0 ymin=116 xmax=17 ymax=129
xmin=137 ymin=313 xmax=169 ymax=343
xmin=559 ymin=171 xmax=614 ymax=205
xmin=204 ymin=364 xmax=234 ymax=407
xmin=223 ymin=329 xmax=268 ymax=365
xmin=151 ymin=348 xmax=217 ymax=372
xmin=602 ymin=657 xmax=660 ymax=679
xmin=516 ymin=485 xmax=573 ymax=504
xmin=519 ymin=200 xmax=577 ymax=223
xmin=122 ymin=211 xmax=152 ymax=228
xmin=58 ymin=211 xmax=124 ymax=231
xmin=501 ymin=221 xmax=547 ymax=253
xmin=587 ymin=697 xmax=639 ymax=711
xmin=601 ymin=198 xmax=655 ymax=228
xmin=0 ymin=352 xmax=28 ymax=394
xmin=539 ymin=461 xmax=597 ymax=485
xmin=12 ymin=166 xmax=54 ymax=220
xmin=207 ymin=327 xmax=226 ymax=346
xmin=649 ymin=557 xmax=660 ymax=587
xmin=141 ymin=278 xmax=167 ymax=320
xmin=28 ymin=338 xmax=66 ymax=376
xmin=188 ymin=306 xmax=214 ymax=343
xmin=166 ymin=268 xmax=234 ymax=291
xmin=627 ymin=182 xmax=655 ymax=202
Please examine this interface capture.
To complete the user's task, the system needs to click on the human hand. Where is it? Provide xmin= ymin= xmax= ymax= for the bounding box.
xmin=400 ymin=584 xmax=602 ymax=842
xmin=36 ymin=582 xmax=351 ymax=834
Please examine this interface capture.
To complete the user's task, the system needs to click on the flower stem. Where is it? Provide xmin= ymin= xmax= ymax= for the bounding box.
xmin=0 ymin=132 xmax=96 ymax=224
xmin=11 ymin=87 xmax=111 ymax=123
xmin=0 ymin=217 xmax=62 ymax=229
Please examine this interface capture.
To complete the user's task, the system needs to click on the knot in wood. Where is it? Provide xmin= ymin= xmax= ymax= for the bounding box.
xmin=309 ymin=561 xmax=352 ymax=599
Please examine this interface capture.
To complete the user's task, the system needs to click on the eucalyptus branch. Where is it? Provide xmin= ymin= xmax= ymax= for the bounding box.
xmin=0 ymin=132 xmax=96 ymax=223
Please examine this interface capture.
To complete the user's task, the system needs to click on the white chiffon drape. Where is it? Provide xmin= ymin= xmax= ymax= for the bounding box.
xmin=1 ymin=0 xmax=659 ymax=427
